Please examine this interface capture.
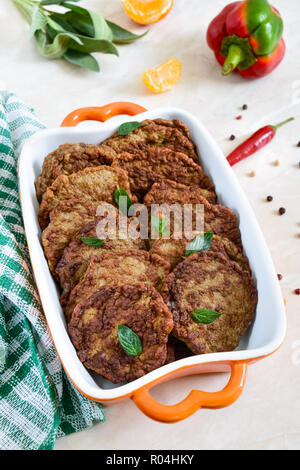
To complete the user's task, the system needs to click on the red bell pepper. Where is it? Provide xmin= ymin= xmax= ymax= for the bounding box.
xmin=207 ymin=0 xmax=285 ymax=79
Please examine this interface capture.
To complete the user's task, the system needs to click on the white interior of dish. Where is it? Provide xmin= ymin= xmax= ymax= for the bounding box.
xmin=18 ymin=107 xmax=286 ymax=400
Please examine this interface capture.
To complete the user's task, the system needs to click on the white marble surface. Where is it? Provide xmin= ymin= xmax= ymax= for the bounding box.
xmin=1 ymin=0 xmax=300 ymax=450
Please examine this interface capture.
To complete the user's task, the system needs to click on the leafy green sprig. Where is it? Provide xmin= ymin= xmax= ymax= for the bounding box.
xmin=151 ymin=216 xmax=170 ymax=237
xmin=80 ymin=236 xmax=104 ymax=247
xmin=114 ymin=187 xmax=133 ymax=216
xmin=185 ymin=232 xmax=213 ymax=258
xmin=192 ymin=309 xmax=223 ymax=324
xmin=12 ymin=0 xmax=147 ymax=71
xmin=118 ymin=325 xmax=142 ymax=356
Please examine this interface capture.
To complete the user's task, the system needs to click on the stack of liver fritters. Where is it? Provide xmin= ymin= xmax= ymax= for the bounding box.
xmin=36 ymin=118 xmax=257 ymax=384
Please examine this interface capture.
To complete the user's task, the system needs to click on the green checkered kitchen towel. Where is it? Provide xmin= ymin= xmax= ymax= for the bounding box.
xmin=0 ymin=91 xmax=105 ymax=450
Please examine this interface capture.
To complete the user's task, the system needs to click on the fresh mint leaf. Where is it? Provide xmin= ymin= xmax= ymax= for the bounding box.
xmin=185 ymin=232 xmax=213 ymax=257
xmin=118 ymin=325 xmax=142 ymax=356
xmin=80 ymin=237 xmax=104 ymax=247
xmin=192 ymin=309 xmax=223 ymax=324
xmin=118 ymin=121 xmax=143 ymax=136
xmin=151 ymin=216 xmax=170 ymax=237
xmin=114 ymin=187 xmax=132 ymax=215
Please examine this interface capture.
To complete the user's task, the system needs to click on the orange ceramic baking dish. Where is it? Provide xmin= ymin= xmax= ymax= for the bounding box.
xmin=18 ymin=102 xmax=286 ymax=423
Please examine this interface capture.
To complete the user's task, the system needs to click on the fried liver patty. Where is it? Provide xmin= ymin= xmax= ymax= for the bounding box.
xmin=150 ymin=232 xmax=250 ymax=271
xmin=165 ymin=335 xmax=176 ymax=364
xmin=111 ymin=147 xmax=215 ymax=198
xmin=56 ymin=211 xmax=146 ymax=307
xmin=38 ymin=165 xmax=134 ymax=229
xmin=144 ymin=179 xmax=217 ymax=205
xmin=98 ymin=118 xmax=199 ymax=163
xmin=162 ymin=251 xmax=257 ymax=354
xmin=65 ymin=249 xmax=170 ymax=322
xmin=42 ymin=199 xmax=97 ymax=275
xmin=35 ymin=143 xmax=112 ymax=202
xmin=144 ymin=181 xmax=242 ymax=249
xmin=68 ymin=283 xmax=173 ymax=383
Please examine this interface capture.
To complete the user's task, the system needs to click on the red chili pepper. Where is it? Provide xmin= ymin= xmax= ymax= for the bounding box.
xmin=227 ymin=117 xmax=294 ymax=166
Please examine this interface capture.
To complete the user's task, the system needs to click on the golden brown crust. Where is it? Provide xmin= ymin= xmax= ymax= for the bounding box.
xmin=35 ymin=117 xmax=259 ymax=381
xmin=35 ymin=143 xmax=112 ymax=202
xmin=149 ymin=119 xmax=192 ymax=137
xmin=165 ymin=335 xmax=176 ymax=364
xmin=68 ymin=283 xmax=174 ymax=383
xmin=144 ymin=179 xmax=217 ymax=205
xmin=38 ymin=165 xmax=134 ymax=229
xmin=41 ymin=199 xmax=98 ymax=275
xmin=56 ymin=212 xmax=146 ymax=307
xmin=98 ymin=118 xmax=199 ymax=163
xmin=144 ymin=181 xmax=242 ymax=250
xmin=217 ymin=236 xmax=250 ymax=273
xmin=174 ymin=339 xmax=194 ymax=360
xmin=111 ymin=147 xmax=214 ymax=198
xmin=65 ymin=249 xmax=171 ymax=322
xmin=162 ymin=251 xmax=257 ymax=354
xmin=150 ymin=232 xmax=250 ymax=271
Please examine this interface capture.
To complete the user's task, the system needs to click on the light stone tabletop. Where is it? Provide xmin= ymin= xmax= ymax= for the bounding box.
xmin=1 ymin=0 xmax=300 ymax=450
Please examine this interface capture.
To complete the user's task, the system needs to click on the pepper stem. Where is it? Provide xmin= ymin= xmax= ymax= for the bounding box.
xmin=222 ymin=44 xmax=245 ymax=76
xmin=272 ymin=117 xmax=294 ymax=132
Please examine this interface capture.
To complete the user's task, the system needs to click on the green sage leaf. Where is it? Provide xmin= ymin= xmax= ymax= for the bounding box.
xmin=80 ymin=237 xmax=104 ymax=247
xmin=62 ymin=2 xmax=113 ymax=41
xmin=41 ymin=0 xmax=81 ymax=5
xmin=118 ymin=121 xmax=142 ymax=136
xmin=29 ymin=4 xmax=47 ymax=37
xmin=192 ymin=309 xmax=223 ymax=324
xmin=45 ymin=20 xmax=84 ymax=43
xmin=46 ymin=15 xmax=74 ymax=34
xmin=64 ymin=49 xmax=100 ymax=71
xmin=68 ymin=35 xmax=118 ymax=55
xmin=106 ymin=20 xmax=148 ymax=44
xmin=47 ymin=13 xmax=78 ymax=33
xmin=114 ymin=187 xmax=132 ymax=215
xmin=64 ymin=11 xmax=94 ymax=36
xmin=118 ymin=325 xmax=142 ymax=356
xmin=34 ymin=30 xmax=67 ymax=59
xmin=185 ymin=232 xmax=213 ymax=257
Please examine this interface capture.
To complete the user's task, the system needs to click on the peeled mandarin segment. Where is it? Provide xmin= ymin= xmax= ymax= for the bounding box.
xmin=141 ymin=58 xmax=182 ymax=94
xmin=123 ymin=0 xmax=174 ymax=25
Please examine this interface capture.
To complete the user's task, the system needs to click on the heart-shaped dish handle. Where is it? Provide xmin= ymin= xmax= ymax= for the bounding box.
xmin=132 ymin=362 xmax=248 ymax=423
xmin=61 ymin=102 xmax=147 ymax=126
